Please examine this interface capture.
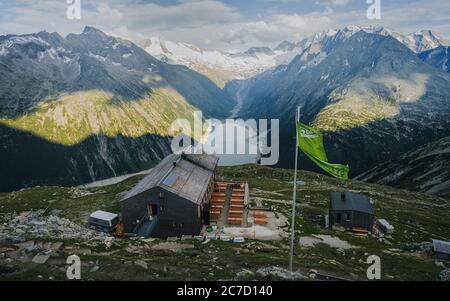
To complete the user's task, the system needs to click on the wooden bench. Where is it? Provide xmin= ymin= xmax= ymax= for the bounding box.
xmin=228 ymin=214 xmax=244 ymax=220
xmin=213 ymin=193 xmax=226 ymax=197
xmin=230 ymin=205 xmax=244 ymax=210
xmin=253 ymin=214 xmax=267 ymax=219
xmin=212 ymin=199 xmax=225 ymax=203
xmin=253 ymin=219 xmax=268 ymax=225
xmin=232 ymin=193 xmax=245 ymax=197
xmin=231 ymin=197 xmax=244 ymax=201
xmin=212 ymin=198 xmax=225 ymax=202
xmin=228 ymin=218 xmax=243 ymax=225
xmin=352 ymin=227 xmax=369 ymax=234
xmin=231 ymin=201 xmax=244 ymax=205
xmin=252 ymin=210 xmax=271 ymax=215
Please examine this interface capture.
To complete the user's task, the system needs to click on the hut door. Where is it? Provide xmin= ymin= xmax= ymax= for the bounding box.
xmin=336 ymin=213 xmax=342 ymax=224
xmin=147 ymin=204 xmax=158 ymax=218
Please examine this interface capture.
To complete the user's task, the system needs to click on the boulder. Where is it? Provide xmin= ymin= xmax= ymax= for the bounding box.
xmin=135 ymin=260 xmax=148 ymax=270
xmin=32 ymin=254 xmax=51 ymax=264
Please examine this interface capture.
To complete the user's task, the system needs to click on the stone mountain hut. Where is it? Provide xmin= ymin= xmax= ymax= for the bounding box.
xmin=120 ymin=153 xmax=219 ymax=238
xmin=329 ymin=192 xmax=375 ymax=233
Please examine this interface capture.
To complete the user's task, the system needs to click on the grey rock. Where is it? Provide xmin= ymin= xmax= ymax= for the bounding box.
xmin=134 ymin=260 xmax=148 ymax=270
xmin=32 ymin=254 xmax=51 ymax=264
xmin=90 ymin=266 xmax=100 ymax=273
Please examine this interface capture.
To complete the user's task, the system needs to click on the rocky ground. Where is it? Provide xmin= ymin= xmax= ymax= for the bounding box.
xmin=0 ymin=164 xmax=449 ymax=281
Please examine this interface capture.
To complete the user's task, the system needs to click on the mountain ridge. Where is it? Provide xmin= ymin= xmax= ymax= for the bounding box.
xmin=355 ymin=136 xmax=450 ymax=197
xmin=237 ymin=30 xmax=450 ymax=178
xmin=0 ymin=26 xmax=233 ymax=191
xmin=142 ymin=25 xmax=449 ymax=88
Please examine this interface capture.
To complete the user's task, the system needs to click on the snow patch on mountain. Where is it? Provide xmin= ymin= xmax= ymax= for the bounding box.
xmin=143 ymin=36 xmax=303 ymax=82
xmin=142 ymin=26 xmax=449 ymax=86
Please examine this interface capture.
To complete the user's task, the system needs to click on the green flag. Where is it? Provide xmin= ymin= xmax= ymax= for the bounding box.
xmin=297 ymin=122 xmax=349 ymax=181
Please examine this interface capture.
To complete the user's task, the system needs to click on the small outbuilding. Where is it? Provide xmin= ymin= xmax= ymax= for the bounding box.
xmin=120 ymin=153 xmax=219 ymax=238
xmin=329 ymin=192 xmax=375 ymax=233
xmin=89 ymin=211 xmax=119 ymax=232
xmin=432 ymin=239 xmax=450 ymax=261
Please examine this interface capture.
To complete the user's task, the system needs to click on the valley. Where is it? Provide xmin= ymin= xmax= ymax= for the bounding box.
xmin=1 ymin=25 xmax=450 ymax=199
xmin=1 ymin=0 xmax=450 ymax=286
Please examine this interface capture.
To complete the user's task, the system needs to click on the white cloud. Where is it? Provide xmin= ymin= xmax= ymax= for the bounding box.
xmin=315 ymin=0 xmax=353 ymax=6
xmin=219 ymin=12 xmax=334 ymax=46
xmin=0 ymin=0 xmax=241 ymax=39
xmin=0 ymin=0 xmax=448 ymax=51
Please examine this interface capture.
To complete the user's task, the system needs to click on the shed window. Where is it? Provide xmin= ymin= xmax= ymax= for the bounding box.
xmin=172 ymin=222 xmax=177 ymax=228
xmin=346 ymin=213 xmax=351 ymax=222
xmin=336 ymin=213 xmax=342 ymax=224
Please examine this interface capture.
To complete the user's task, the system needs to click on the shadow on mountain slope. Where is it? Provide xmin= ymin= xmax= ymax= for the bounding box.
xmin=260 ymin=69 xmax=450 ymax=178
xmin=0 ymin=124 xmax=173 ymax=192
xmin=0 ymin=28 xmax=234 ymax=119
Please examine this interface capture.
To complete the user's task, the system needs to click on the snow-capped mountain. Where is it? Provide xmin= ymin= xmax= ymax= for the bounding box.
xmin=403 ymin=30 xmax=449 ymax=53
xmin=142 ymin=37 xmax=304 ymax=87
xmin=307 ymin=26 xmax=449 ymax=53
xmin=238 ymin=28 xmax=450 ymax=177
xmin=1 ymin=25 xmax=449 ymax=194
xmin=142 ymin=26 xmax=449 ymax=89
xmin=0 ymin=27 xmax=234 ymax=191
xmin=277 ymin=26 xmax=450 ymax=76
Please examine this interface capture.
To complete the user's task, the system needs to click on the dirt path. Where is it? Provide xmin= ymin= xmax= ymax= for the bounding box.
xmin=251 ymin=197 xmax=315 ymax=209
xmin=79 ymin=169 xmax=151 ymax=188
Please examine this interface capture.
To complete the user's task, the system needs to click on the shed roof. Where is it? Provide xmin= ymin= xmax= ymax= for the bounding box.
xmin=121 ymin=154 xmax=219 ymax=205
xmin=90 ymin=211 xmax=118 ymax=221
xmin=432 ymin=239 xmax=450 ymax=255
xmin=330 ymin=192 xmax=374 ymax=215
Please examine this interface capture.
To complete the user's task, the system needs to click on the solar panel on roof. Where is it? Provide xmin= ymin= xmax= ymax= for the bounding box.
xmin=162 ymin=172 xmax=177 ymax=187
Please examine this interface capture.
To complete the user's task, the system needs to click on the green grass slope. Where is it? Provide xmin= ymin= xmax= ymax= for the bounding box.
xmin=0 ymin=165 xmax=449 ymax=281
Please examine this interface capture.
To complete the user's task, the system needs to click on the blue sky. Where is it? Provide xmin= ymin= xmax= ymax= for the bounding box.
xmin=0 ymin=0 xmax=449 ymax=50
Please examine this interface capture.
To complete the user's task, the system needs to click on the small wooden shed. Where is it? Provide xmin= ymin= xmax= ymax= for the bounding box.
xmin=120 ymin=153 xmax=219 ymax=238
xmin=329 ymin=192 xmax=375 ymax=233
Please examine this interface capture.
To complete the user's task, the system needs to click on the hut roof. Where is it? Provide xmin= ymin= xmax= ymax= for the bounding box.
xmin=330 ymin=192 xmax=374 ymax=215
xmin=121 ymin=154 xmax=219 ymax=205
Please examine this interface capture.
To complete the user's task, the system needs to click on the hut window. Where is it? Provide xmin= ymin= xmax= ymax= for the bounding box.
xmin=159 ymin=192 xmax=165 ymax=199
xmin=172 ymin=222 xmax=177 ymax=228
xmin=161 ymin=205 xmax=165 ymax=213
xmin=336 ymin=213 xmax=342 ymax=224
xmin=346 ymin=213 xmax=351 ymax=222
xmin=180 ymin=223 xmax=184 ymax=229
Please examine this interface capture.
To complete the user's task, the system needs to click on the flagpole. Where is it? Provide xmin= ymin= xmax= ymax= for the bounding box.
xmin=289 ymin=106 xmax=301 ymax=273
